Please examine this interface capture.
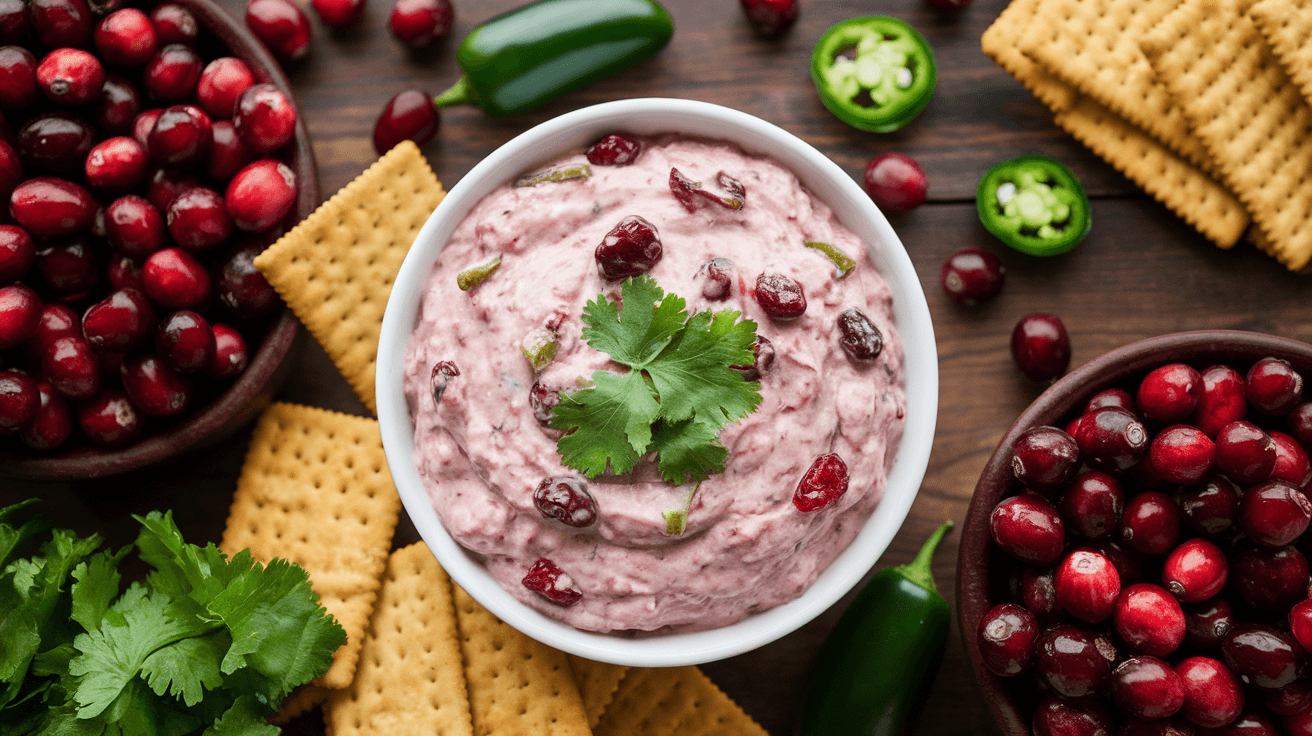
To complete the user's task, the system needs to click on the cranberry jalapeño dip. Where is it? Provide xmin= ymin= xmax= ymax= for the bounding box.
xmin=402 ymin=134 xmax=907 ymax=634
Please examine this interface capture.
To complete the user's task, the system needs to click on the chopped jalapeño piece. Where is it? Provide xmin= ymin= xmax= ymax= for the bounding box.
xmin=976 ymin=155 xmax=1091 ymax=256
xmin=810 ymin=16 xmax=937 ymax=133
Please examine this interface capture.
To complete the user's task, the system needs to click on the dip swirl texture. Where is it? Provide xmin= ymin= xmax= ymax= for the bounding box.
xmin=403 ymin=136 xmax=906 ymax=633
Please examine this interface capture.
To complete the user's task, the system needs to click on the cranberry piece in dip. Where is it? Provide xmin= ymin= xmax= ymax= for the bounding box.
xmin=585 ymin=134 xmax=641 ymax=166
xmin=430 ymin=360 xmax=459 ymax=402
xmin=837 ymin=308 xmax=882 ymax=361
xmin=522 ymin=558 xmax=582 ymax=606
xmin=793 ymin=453 xmax=850 ymax=512
xmin=594 ymin=215 xmax=661 ymax=281
xmin=754 ymin=272 xmax=806 ymax=320
xmin=533 ymin=477 xmax=598 ymax=528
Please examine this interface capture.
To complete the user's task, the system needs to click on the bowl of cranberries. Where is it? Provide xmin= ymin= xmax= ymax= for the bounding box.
xmin=960 ymin=330 xmax=1312 ymax=736
xmin=0 ymin=0 xmax=318 ymax=479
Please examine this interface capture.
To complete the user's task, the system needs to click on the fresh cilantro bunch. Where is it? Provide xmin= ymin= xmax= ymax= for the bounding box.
xmin=0 ymin=500 xmax=345 ymax=736
xmin=551 ymin=276 xmax=763 ymax=483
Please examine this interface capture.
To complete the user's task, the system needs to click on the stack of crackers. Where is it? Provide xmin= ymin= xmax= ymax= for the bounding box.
xmin=218 ymin=143 xmax=772 ymax=735
xmin=983 ymin=0 xmax=1312 ymax=272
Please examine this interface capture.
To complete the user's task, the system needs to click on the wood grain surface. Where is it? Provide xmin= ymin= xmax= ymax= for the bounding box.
xmin=6 ymin=0 xmax=1312 ymax=734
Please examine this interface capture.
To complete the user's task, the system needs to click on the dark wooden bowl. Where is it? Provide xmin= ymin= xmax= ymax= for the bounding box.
xmin=0 ymin=0 xmax=317 ymax=480
xmin=957 ymin=330 xmax=1312 ymax=735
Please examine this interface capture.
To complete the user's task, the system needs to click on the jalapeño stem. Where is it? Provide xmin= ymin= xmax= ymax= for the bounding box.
xmin=892 ymin=520 xmax=953 ymax=594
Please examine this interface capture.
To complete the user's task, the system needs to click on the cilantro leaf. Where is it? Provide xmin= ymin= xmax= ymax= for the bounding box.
xmin=552 ymin=370 xmax=661 ymax=476
xmin=133 ymin=513 xmax=242 ymax=608
xmin=646 ymin=308 xmax=761 ymax=425
xmin=579 ymin=276 xmax=686 ymax=368
xmin=70 ymin=548 xmax=128 ymax=633
xmin=202 ymin=695 xmax=278 ymax=736
xmin=140 ymin=634 xmax=226 ymax=707
xmin=652 ymin=419 xmax=730 ymax=484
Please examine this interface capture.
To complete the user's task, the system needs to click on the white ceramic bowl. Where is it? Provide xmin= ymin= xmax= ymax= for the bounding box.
xmin=376 ymin=98 xmax=938 ymax=666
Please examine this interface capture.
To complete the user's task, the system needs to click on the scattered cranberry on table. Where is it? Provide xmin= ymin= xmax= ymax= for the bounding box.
xmin=312 ymin=0 xmax=366 ymax=29
xmin=373 ymin=88 xmax=439 ymax=155
xmin=1010 ymin=313 xmax=1071 ymax=382
xmin=738 ymin=0 xmax=798 ymax=37
xmin=245 ymin=0 xmax=311 ymax=63
xmin=940 ymin=246 xmax=1004 ymax=305
xmin=862 ymin=152 xmax=928 ymax=212
xmin=388 ymin=0 xmax=453 ymax=47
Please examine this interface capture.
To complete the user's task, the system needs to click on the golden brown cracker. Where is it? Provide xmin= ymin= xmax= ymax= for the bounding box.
xmin=593 ymin=666 xmax=768 ymax=736
xmin=1141 ymin=0 xmax=1312 ymax=270
xmin=324 ymin=543 xmax=473 ymax=736
xmin=253 ymin=141 xmax=446 ymax=414
xmin=273 ymin=685 xmax=330 ymax=723
xmin=1248 ymin=0 xmax=1312 ymax=109
xmin=568 ymin=655 xmax=629 ymax=729
xmin=981 ymin=0 xmax=1078 ymax=114
xmin=1052 ymin=95 xmax=1249 ymax=247
xmin=452 ymin=585 xmax=592 ymax=736
xmin=222 ymin=402 xmax=402 ymax=689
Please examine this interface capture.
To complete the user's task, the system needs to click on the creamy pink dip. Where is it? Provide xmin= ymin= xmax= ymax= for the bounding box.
xmin=403 ymin=135 xmax=906 ymax=633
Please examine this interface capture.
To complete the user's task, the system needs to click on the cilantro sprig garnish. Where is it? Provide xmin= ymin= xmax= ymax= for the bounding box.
xmin=550 ymin=276 xmax=763 ymax=483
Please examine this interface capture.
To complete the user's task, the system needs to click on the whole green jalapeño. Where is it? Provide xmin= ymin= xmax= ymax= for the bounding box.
xmin=810 ymin=16 xmax=937 ymax=133
xmin=977 ymin=155 xmax=1092 ymax=256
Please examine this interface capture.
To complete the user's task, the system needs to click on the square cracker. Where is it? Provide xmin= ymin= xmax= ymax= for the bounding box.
xmin=981 ymin=0 xmax=1078 ymax=114
xmin=452 ymin=585 xmax=591 ymax=736
xmin=568 ymin=655 xmax=629 ymax=729
xmin=222 ymin=402 xmax=402 ymax=690
xmin=1248 ymin=0 xmax=1312 ymax=109
xmin=325 ymin=543 xmax=473 ymax=736
xmin=592 ymin=666 xmax=768 ymax=736
xmin=253 ymin=141 xmax=446 ymax=414
xmin=1140 ymin=0 xmax=1312 ymax=270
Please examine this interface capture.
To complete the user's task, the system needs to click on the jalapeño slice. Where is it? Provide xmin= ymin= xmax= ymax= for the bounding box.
xmin=976 ymin=155 xmax=1092 ymax=256
xmin=810 ymin=16 xmax=937 ymax=133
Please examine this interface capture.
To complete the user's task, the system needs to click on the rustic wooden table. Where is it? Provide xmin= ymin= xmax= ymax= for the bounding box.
xmin=7 ymin=0 xmax=1312 ymax=733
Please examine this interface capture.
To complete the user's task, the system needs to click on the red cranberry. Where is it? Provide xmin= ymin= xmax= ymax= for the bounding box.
xmin=1019 ymin=566 xmax=1063 ymax=623
xmin=85 ymin=137 xmax=148 ymax=193
xmin=977 ymin=603 xmax=1037 ymax=676
xmin=216 ymin=241 xmax=278 ymax=319
xmin=232 ymin=83 xmax=296 ymax=155
xmin=1193 ymin=364 xmax=1248 ymax=438
xmin=107 ymin=252 xmax=143 ymax=291
xmin=146 ymin=166 xmax=199 ymax=212
xmin=1059 ymin=471 xmax=1123 ymax=539
xmin=754 ymin=272 xmax=806 ymax=321
xmin=1226 ymin=713 xmax=1279 ymax=736
xmin=0 ymin=368 xmax=37 ymax=431
xmin=1183 ymin=597 xmax=1234 ymax=650
xmin=586 ymin=134 xmax=642 ymax=167
xmin=863 ymin=152 xmax=928 ymax=211
xmin=133 ymin=108 xmax=162 ymax=149
xmin=0 ymin=138 xmax=19 ymax=201
xmin=1011 ymin=313 xmax=1070 ymax=382
xmin=148 ymin=104 xmax=212 ymax=168
xmin=1223 ymin=623 xmax=1306 ymax=690
xmin=143 ymin=247 xmax=210 ymax=310
xmin=94 ymin=9 xmax=155 ymax=67
xmin=837 ymin=308 xmax=883 ymax=362
xmin=82 ymin=287 xmax=155 ymax=352
xmin=30 ymin=0 xmax=91 ymax=49
xmin=429 ymin=360 xmax=458 ymax=402
xmin=1085 ymin=388 xmax=1135 ymax=414
xmin=1271 ymin=430 xmax=1312 ymax=488
xmin=245 ymin=0 xmax=311 ymax=63
xmin=33 ymin=239 xmax=97 ymax=299
xmin=154 ymin=310 xmax=213 ymax=374
xmin=225 ymin=159 xmax=296 ymax=232
xmin=528 ymin=380 xmax=558 ymax=424
xmin=42 ymin=334 xmax=99 ymax=400
xmin=522 ymin=558 xmax=582 ymax=606
xmin=1113 ymin=583 xmax=1185 ymax=657
xmin=697 ymin=257 xmax=732 ymax=302
xmin=1074 ymin=406 xmax=1149 ymax=472
xmin=1239 ymin=479 xmax=1312 ymax=547
xmin=77 ymin=388 xmax=140 ymax=446
xmin=1139 ymin=363 xmax=1203 ymax=425
xmin=149 ymin=3 xmax=196 ymax=45
xmin=1120 ymin=491 xmax=1180 ymax=556
xmin=1289 ymin=401 xmax=1312 ymax=448
xmin=97 ymin=75 xmax=143 ymax=136
xmin=940 ymin=246 xmax=1005 ymax=305
xmin=1075 ymin=539 xmax=1143 ymax=586
xmin=0 ymin=46 xmax=36 ymax=108
xmin=1034 ymin=624 xmax=1114 ymax=698
xmin=793 ymin=453 xmax=849 ymax=511
xmin=26 ymin=301 xmax=77 ymax=357
xmin=1174 ymin=656 xmax=1244 ymax=728
xmin=205 ymin=120 xmax=252 ymax=182
xmin=19 ymin=380 xmax=71 ymax=449
xmin=1176 ymin=473 xmax=1240 ymax=536
xmin=533 ymin=476 xmax=598 ymax=528
xmin=669 ymin=168 xmax=746 ymax=212
xmin=10 ymin=176 xmax=94 ymax=237
xmin=1150 ymin=424 xmax=1215 ymax=485
xmin=166 ymin=186 xmax=232 ymax=251
xmin=1267 ymin=680 xmax=1312 ymax=717
xmin=1291 ymin=598 xmax=1312 ymax=654
xmin=1216 ymin=420 xmax=1278 ymax=484
xmin=388 ymin=0 xmax=452 ymax=47
xmin=990 ymin=492 xmax=1065 ymax=565
xmin=1247 ymin=357 xmax=1304 ymax=415
xmin=1288 ymin=706 xmax=1312 ymax=736
xmin=311 ymin=0 xmax=365 ymax=28
xmin=1012 ymin=426 xmax=1079 ymax=493
xmin=1031 ymin=696 xmax=1112 ymax=736
xmin=0 ymin=224 xmax=32 ymax=283
xmin=1162 ymin=538 xmax=1228 ymax=603
xmin=197 ymin=57 xmax=254 ymax=120
xmin=144 ymin=44 xmax=202 ymax=103
xmin=1112 ymin=656 xmax=1185 ymax=720
xmin=595 ymin=214 xmax=662 ymax=280
xmin=1230 ymin=545 xmax=1308 ymax=611
xmin=120 ymin=353 xmax=190 ymax=416
xmin=373 ymin=88 xmax=438 ymax=155
xmin=0 ymin=0 xmax=24 ymax=44
xmin=207 ymin=322 xmax=246 ymax=379
xmin=105 ymin=195 xmax=166 ymax=259
xmin=18 ymin=111 xmax=94 ymax=173
xmin=1054 ymin=549 xmax=1120 ymax=623
xmin=739 ymin=0 xmax=798 ymax=36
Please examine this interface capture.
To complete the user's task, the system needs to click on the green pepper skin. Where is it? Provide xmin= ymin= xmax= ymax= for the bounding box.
xmin=799 ymin=522 xmax=953 ymax=736
xmin=976 ymin=155 xmax=1092 ymax=256
xmin=810 ymin=16 xmax=937 ymax=133
xmin=434 ymin=0 xmax=674 ymax=118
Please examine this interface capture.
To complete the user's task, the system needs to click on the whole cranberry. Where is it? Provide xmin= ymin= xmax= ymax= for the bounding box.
xmin=146 ymin=166 xmax=200 ymax=212
xmin=1034 ymin=624 xmax=1114 ymax=698
xmin=206 ymin=121 xmax=253 ymax=182
xmin=1138 ymin=363 xmax=1202 ymax=425
xmin=1054 ymin=549 xmax=1120 ymax=623
xmin=144 ymin=44 xmax=202 ymax=103
xmin=232 ymin=83 xmax=296 ymax=155
xmin=1059 ymin=471 xmax=1123 ymax=539
xmin=225 ymin=159 xmax=297 ymax=232
xmin=148 ymin=104 xmax=212 ymax=168
xmin=0 ymin=224 xmax=33 ymax=283
xmin=1226 ymin=713 xmax=1280 ymax=736
xmin=97 ymin=75 xmax=143 ymax=136
xmin=373 ymin=89 xmax=438 ymax=156
xmin=1111 ymin=656 xmax=1185 ymax=721
xmin=20 ymin=380 xmax=72 ymax=449
xmin=1074 ymin=406 xmax=1149 ymax=472
xmin=977 ymin=603 xmax=1037 ymax=676
xmin=0 ymin=46 xmax=37 ymax=108
xmin=207 ymin=322 xmax=247 ymax=379
xmin=940 ymin=247 xmax=1004 ymax=305
xmin=105 ymin=195 xmax=166 ymax=259
xmin=94 ymin=8 xmax=155 ymax=66
xmin=793 ymin=453 xmax=849 ymax=511
xmin=1291 ymin=598 xmax=1312 ymax=654
xmin=311 ymin=0 xmax=365 ymax=28
xmin=10 ymin=176 xmax=95 ymax=237
xmin=1012 ymin=426 xmax=1079 ymax=493
xmin=34 ymin=239 xmax=98 ymax=299
xmin=1183 ymin=597 xmax=1234 ymax=650
xmin=0 ymin=368 xmax=37 ymax=432
xmin=1162 ymin=538 xmax=1228 ymax=603
xmin=521 ymin=558 xmax=582 ymax=606
xmin=1010 ymin=313 xmax=1070 ymax=382
xmin=143 ymin=247 xmax=210 ymax=310
xmin=1119 ymin=491 xmax=1180 ymax=556
xmin=1247 ymin=357 xmax=1303 ymax=415
xmin=196 ymin=57 xmax=254 ymax=120
xmin=107 ymin=253 xmax=143 ymax=291
xmin=120 ymin=353 xmax=191 ymax=416
xmin=0 ymin=0 xmax=23 ymax=44
xmin=245 ymin=0 xmax=311 ymax=63
xmin=1085 ymin=388 xmax=1135 ymax=414
xmin=739 ymin=0 xmax=798 ymax=36
xmin=1175 ymin=473 xmax=1240 ymax=536
xmin=149 ymin=3 xmax=197 ymax=45
xmin=1238 ymin=478 xmax=1312 ymax=547
xmin=1174 ymin=656 xmax=1244 ymax=728
xmin=0 ymin=138 xmax=19 ymax=200
xmin=1081 ymin=539 xmax=1145 ymax=586
xmin=1223 ymin=623 xmax=1306 ymax=690
xmin=1216 ymin=420 xmax=1277 ymax=484
xmin=167 ymin=186 xmax=232 ymax=251
xmin=863 ymin=152 xmax=927 ymax=211
xmin=85 ymin=137 xmax=148 ymax=192
xmin=837 ymin=308 xmax=883 ymax=362
xmin=1112 ymin=583 xmax=1185 ymax=657
xmin=388 ymin=0 xmax=453 ymax=47
xmin=18 ymin=111 xmax=95 ymax=173
xmin=154 ymin=310 xmax=214 ymax=374
xmin=215 ymin=241 xmax=278 ymax=319
xmin=1193 ymin=364 xmax=1248 ymax=438
xmin=1018 ymin=566 xmax=1063 ymax=623
xmin=990 ymin=492 xmax=1065 ymax=565
xmin=25 ymin=302 xmax=78 ymax=358
xmin=1288 ymin=706 xmax=1312 ymax=736
xmin=586 ymin=134 xmax=641 ymax=167
xmin=533 ymin=476 xmax=598 ymax=528
xmin=1290 ymin=402 xmax=1312 ymax=448
xmin=1230 ymin=545 xmax=1308 ymax=611
xmin=1150 ymin=424 xmax=1215 ymax=484
xmin=1268 ymin=680 xmax=1312 ymax=717
xmin=82 ymin=287 xmax=155 ymax=352
xmin=77 ymin=388 xmax=140 ymax=446
xmin=42 ymin=334 xmax=99 ymax=400
xmin=595 ymin=214 xmax=662 ymax=280
xmin=754 ymin=272 xmax=806 ymax=321
xmin=30 ymin=0 xmax=92 ymax=49
xmin=1270 ymin=430 xmax=1312 ymax=488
